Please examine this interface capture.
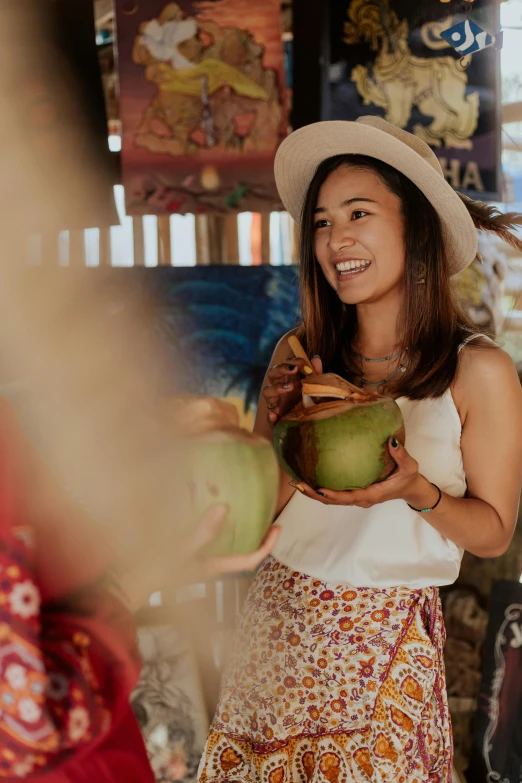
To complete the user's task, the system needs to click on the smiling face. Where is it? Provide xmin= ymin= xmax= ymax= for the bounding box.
xmin=313 ymin=165 xmax=406 ymax=306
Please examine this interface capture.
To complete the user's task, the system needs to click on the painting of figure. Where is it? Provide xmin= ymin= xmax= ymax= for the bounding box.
xmin=327 ymin=0 xmax=500 ymax=197
xmin=115 ymin=0 xmax=287 ymax=214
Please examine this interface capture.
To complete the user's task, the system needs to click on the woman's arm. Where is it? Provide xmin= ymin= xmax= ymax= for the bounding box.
xmin=254 ymin=330 xmax=299 ymax=441
xmin=254 ymin=334 xmax=297 ymax=516
xmin=403 ymin=345 xmax=522 ymax=557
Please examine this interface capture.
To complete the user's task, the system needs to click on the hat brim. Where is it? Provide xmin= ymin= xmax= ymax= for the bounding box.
xmin=274 ymin=121 xmax=477 ymax=276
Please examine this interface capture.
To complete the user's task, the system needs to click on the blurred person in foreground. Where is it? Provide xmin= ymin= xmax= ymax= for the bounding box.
xmin=0 ymin=3 xmax=280 ymax=780
xmin=0 ymin=394 xmax=279 ymax=782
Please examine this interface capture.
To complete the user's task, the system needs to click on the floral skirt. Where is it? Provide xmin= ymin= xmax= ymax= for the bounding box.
xmin=198 ymin=557 xmax=453 ymax=783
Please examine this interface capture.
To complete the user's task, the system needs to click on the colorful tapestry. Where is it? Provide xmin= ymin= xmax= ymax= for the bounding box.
xmin=325 ymin=0 xmax=501 ymax=199
xmin=115 ymin=0 xmax=287 ymax=215
xmin=468 ymin=580 xmax=522 ymax=782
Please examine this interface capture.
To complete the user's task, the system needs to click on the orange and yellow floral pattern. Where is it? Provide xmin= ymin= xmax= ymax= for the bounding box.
xmin=198 ymin=557 xmax=452 ymax=782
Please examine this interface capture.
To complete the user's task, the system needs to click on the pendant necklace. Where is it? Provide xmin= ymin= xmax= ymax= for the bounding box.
xmin=351 ymin=361 xmax=408 ymax=393
xmin=352 ymin=348 xmax=403 ymax=363
xmin=345 ymin=347 xmax=408 ymax=393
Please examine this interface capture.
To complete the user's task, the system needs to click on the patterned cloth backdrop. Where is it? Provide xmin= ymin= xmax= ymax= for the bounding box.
xmin=453 ymin=232 xmax=508 ymax=337
xmin=114 ymin=0 xmax=288 ymax=215
xmin=132 ymin=626 xmax=210 ymax=783
xmin=468 ymin=580 xmax=522 ymax=783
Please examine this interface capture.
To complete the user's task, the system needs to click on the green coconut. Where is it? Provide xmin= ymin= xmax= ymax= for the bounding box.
xmin=273 ymin=373 xmax=405 ymax=491
xmin=170 ymin=396 xmax=279 ymax=557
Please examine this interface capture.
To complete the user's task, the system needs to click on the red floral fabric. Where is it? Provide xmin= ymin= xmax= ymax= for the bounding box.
xmin=0 ymin=401 xmax=153 ymax=781
xmin=199 ymin=556 xmax=453 ymax=783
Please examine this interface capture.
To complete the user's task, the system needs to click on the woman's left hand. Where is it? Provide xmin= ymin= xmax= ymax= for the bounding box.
xmin=189 ymin=505 xmax=281 ymax=577
xmin=295 ymin=438 xmax=422 ymax=508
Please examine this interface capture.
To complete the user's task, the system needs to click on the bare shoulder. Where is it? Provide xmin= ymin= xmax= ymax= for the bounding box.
xmin=454 ymin=341 xmax=522 ymax=420
xmin=458 ymin=341 xmax=518 ymax=384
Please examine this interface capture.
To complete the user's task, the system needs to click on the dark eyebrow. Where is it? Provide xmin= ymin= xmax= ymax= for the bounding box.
xmin=314 ymin=197 xmax=378 ymax=215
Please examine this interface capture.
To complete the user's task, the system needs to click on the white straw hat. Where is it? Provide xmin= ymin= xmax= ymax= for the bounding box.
xmin=274 ymin=116 xmax=478 ymax=276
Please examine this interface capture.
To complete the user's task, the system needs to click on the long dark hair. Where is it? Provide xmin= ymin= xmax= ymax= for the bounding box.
xmin=296 ymin=154 xmax=488 ymax=399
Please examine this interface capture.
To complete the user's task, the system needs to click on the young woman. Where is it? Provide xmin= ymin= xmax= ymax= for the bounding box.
xmin=198 ymin=116 xmax=522 ymax=783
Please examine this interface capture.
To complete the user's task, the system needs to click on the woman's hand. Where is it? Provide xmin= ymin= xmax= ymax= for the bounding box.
xmin=293 ymin=437 xmax=435 ymax=509
xmin=263 ymin=356 xmax=323 ymax=424
xmin=121 ymin=507 xmax=280 ymax=609
xmin=187 ymin=505 xmax=280 ymax=577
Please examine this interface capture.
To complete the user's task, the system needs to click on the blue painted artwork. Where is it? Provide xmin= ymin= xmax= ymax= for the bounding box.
xmin=108 ymin=266 xmax=301 ymax=414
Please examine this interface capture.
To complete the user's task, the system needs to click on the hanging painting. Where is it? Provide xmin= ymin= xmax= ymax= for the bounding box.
xmin=325 ymin=0 xmax=501 ymax=199
xmin=114 ymin=0 xmax=287 ymax=215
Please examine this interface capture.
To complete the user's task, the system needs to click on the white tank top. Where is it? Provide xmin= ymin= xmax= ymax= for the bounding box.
xmin=272 ymin=335 xmax=489 ymax=589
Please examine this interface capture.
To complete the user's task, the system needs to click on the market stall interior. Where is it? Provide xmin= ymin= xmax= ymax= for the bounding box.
xmin=4 ymin=0 xmax=522 ymax=781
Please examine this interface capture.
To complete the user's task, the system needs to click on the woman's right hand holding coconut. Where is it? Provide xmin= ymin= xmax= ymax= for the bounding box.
xmin=255 ymin=337 xmax=322 ymax=515
xmin=262 ymin=342 xmax=323 ymax=426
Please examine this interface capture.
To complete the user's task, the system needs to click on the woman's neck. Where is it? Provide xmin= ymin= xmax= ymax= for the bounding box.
xmin=352 ymin=300 xmax=402 ymax=358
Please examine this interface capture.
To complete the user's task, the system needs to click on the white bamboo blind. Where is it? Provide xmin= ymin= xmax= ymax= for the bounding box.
xmin=29 ymin=185 xmax=297 ymax=269
xmin=26 ymin=183 xmax=522 ymax=331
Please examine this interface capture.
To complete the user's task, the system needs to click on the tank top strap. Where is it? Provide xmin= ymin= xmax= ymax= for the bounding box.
xmin=458 ymin=332 xmax=496 ymax=353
